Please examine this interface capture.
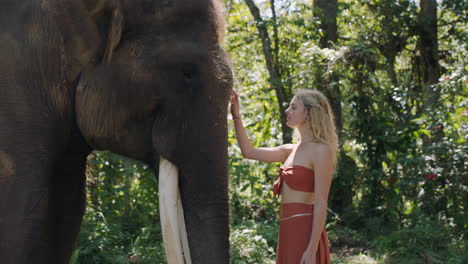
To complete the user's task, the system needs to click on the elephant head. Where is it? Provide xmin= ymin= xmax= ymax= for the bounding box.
xmin=52 ymin=0 xmax=233 ymax=262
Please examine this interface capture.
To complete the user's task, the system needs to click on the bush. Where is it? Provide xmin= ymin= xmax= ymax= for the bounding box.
xmin=372 ymin=217 xmax=466 ymax=264
xmin=74 ymin=152 xmax=165 ymax=264
xmin=230 ymin=220 xmax=277 ymax=264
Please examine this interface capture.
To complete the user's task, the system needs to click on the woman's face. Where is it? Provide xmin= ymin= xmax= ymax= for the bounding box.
xmin=285 ymin=96 xmax=307 ymax=128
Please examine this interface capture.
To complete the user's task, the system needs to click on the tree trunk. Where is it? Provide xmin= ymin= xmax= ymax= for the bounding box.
xmin=419 ymin=0 xmax=440 ymax=111
xmin=314 ymin=0 xmax=351 ymax=216
xmin=313 ymin=0 xmax=343 ymax=143
xmin=314 ymin=0 xmax=338 ymax=48
xmin=244 ymin=0 xmax=292 ymax=143
xmin=385 ymin=53 xmax=398 ymax=87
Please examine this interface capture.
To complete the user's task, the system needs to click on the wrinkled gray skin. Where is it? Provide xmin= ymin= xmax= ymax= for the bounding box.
xmin=0 ymin=0 xmax=233 ymax=263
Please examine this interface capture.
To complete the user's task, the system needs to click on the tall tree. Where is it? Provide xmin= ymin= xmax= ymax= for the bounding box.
xmin=313 ymin=0 xmax=343 ymax=141
xmin=364 ymin=0 xmax=415 ymax=121
xmin=314 ymin=0 xmax=338 ymax=47
xmin=419 ymin=0 xmax=440 ymax=111
xmin=243 ymin=0 xmax=293 ymax=143
xmin=313 ymin=0 xmax=356 ymax=216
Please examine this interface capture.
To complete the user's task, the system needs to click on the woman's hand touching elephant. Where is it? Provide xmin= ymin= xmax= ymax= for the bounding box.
xmin=230 ymin=90 xmax=241 ymax=120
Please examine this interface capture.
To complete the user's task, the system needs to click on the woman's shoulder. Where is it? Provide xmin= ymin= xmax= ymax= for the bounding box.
xmin=311 ymin=142 xmax=332 ymax=152
xmin=303 ymin=142 xmax=332 ymax=159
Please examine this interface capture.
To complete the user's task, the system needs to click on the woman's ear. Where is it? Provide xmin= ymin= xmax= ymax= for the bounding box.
xmin=48 ymin=0 xmax=123 ymax=79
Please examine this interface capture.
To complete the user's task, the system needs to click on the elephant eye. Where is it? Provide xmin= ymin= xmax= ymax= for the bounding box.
xmin=181 ymin=64 xmax=198 ymax=90
xmin=183 ymin=71 xmax=192 ymax=81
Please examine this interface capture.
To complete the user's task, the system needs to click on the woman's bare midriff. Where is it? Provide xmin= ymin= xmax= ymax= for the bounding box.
xmin=280 ymin=182 xmax=315 ymax=204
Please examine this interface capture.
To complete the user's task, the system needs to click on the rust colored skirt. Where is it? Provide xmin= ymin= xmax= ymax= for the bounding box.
xmin=276 ymin=203 xmax=330 ymax=264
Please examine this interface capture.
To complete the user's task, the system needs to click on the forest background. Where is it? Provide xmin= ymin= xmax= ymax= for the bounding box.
xmin=73 ymin=0 xmax=467 ymax=263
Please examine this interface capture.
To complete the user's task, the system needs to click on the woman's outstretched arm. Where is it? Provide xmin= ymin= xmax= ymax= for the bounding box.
xmin=230 ymin=91 xmax=293 ymax=162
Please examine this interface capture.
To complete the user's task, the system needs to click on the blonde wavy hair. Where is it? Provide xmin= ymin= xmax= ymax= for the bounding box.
xmin=293 ymin=89 xmax=339 ymax=165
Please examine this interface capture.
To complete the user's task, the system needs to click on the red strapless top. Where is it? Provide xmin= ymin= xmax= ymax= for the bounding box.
xmin=273 ymin=165 xmax=315 ymax=196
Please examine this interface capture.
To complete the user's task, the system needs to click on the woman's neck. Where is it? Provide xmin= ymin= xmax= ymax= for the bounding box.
xmin=297 ymin=125 xmax=314 ymax=143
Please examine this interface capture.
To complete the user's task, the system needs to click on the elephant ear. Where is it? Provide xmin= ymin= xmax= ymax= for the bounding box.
xmin=89 ymin=0 xmax=123 ymax=64
xmin=49 ymin=0 xmax=123 ymax=80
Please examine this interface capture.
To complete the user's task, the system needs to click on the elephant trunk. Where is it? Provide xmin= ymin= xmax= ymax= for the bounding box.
xmin=179 ymin=151 xmax=229 ymax=264
xmin=154 ymin=106 xmax=230 ymax=264
xmin=156 ymin=151 xmax=229 ymax=263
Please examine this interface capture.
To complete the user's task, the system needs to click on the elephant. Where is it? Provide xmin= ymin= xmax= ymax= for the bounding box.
xmin=0 ymin=0 xmax=233 ymax=263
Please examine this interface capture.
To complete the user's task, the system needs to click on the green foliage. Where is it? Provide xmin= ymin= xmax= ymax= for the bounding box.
xmin=225 ymin=0 xmax=466 ymax=262
xmin=327 ymin=225 xmax=366 ymax=250
xmin=74 ymin=152 xmax=165 ymax=263
xmin=230 ymin=220 xmax=277 ymax=264
xmin=372 ymin=216 xmax=467 ymax=264
xmin=229 ymin=157 xmax=281 ymax=225
xmin=332 ymin=254 xmax=385 ymax=264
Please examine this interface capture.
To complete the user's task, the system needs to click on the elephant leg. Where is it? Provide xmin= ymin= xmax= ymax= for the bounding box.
xmin=51 ymin=133 xmax=91 ymax=264
xmin=0 ymin=151 xmax=56 ymax=264
xmin=0 ymin=128 xmax=88 ymax=264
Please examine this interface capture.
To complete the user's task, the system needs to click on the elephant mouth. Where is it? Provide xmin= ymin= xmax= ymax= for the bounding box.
xmin=157 ymin=156 xmax=192 ymax=264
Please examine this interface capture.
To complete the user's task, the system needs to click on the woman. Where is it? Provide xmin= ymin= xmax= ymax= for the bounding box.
xmin=230 ymin=89 xmax=338 ymax=264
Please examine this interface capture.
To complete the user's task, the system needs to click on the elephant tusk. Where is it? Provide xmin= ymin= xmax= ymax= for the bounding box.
xmin=177 ymin=192 xmax=192 ymax=264
xmin=159 ymin=157 xmax=192 ymax=264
